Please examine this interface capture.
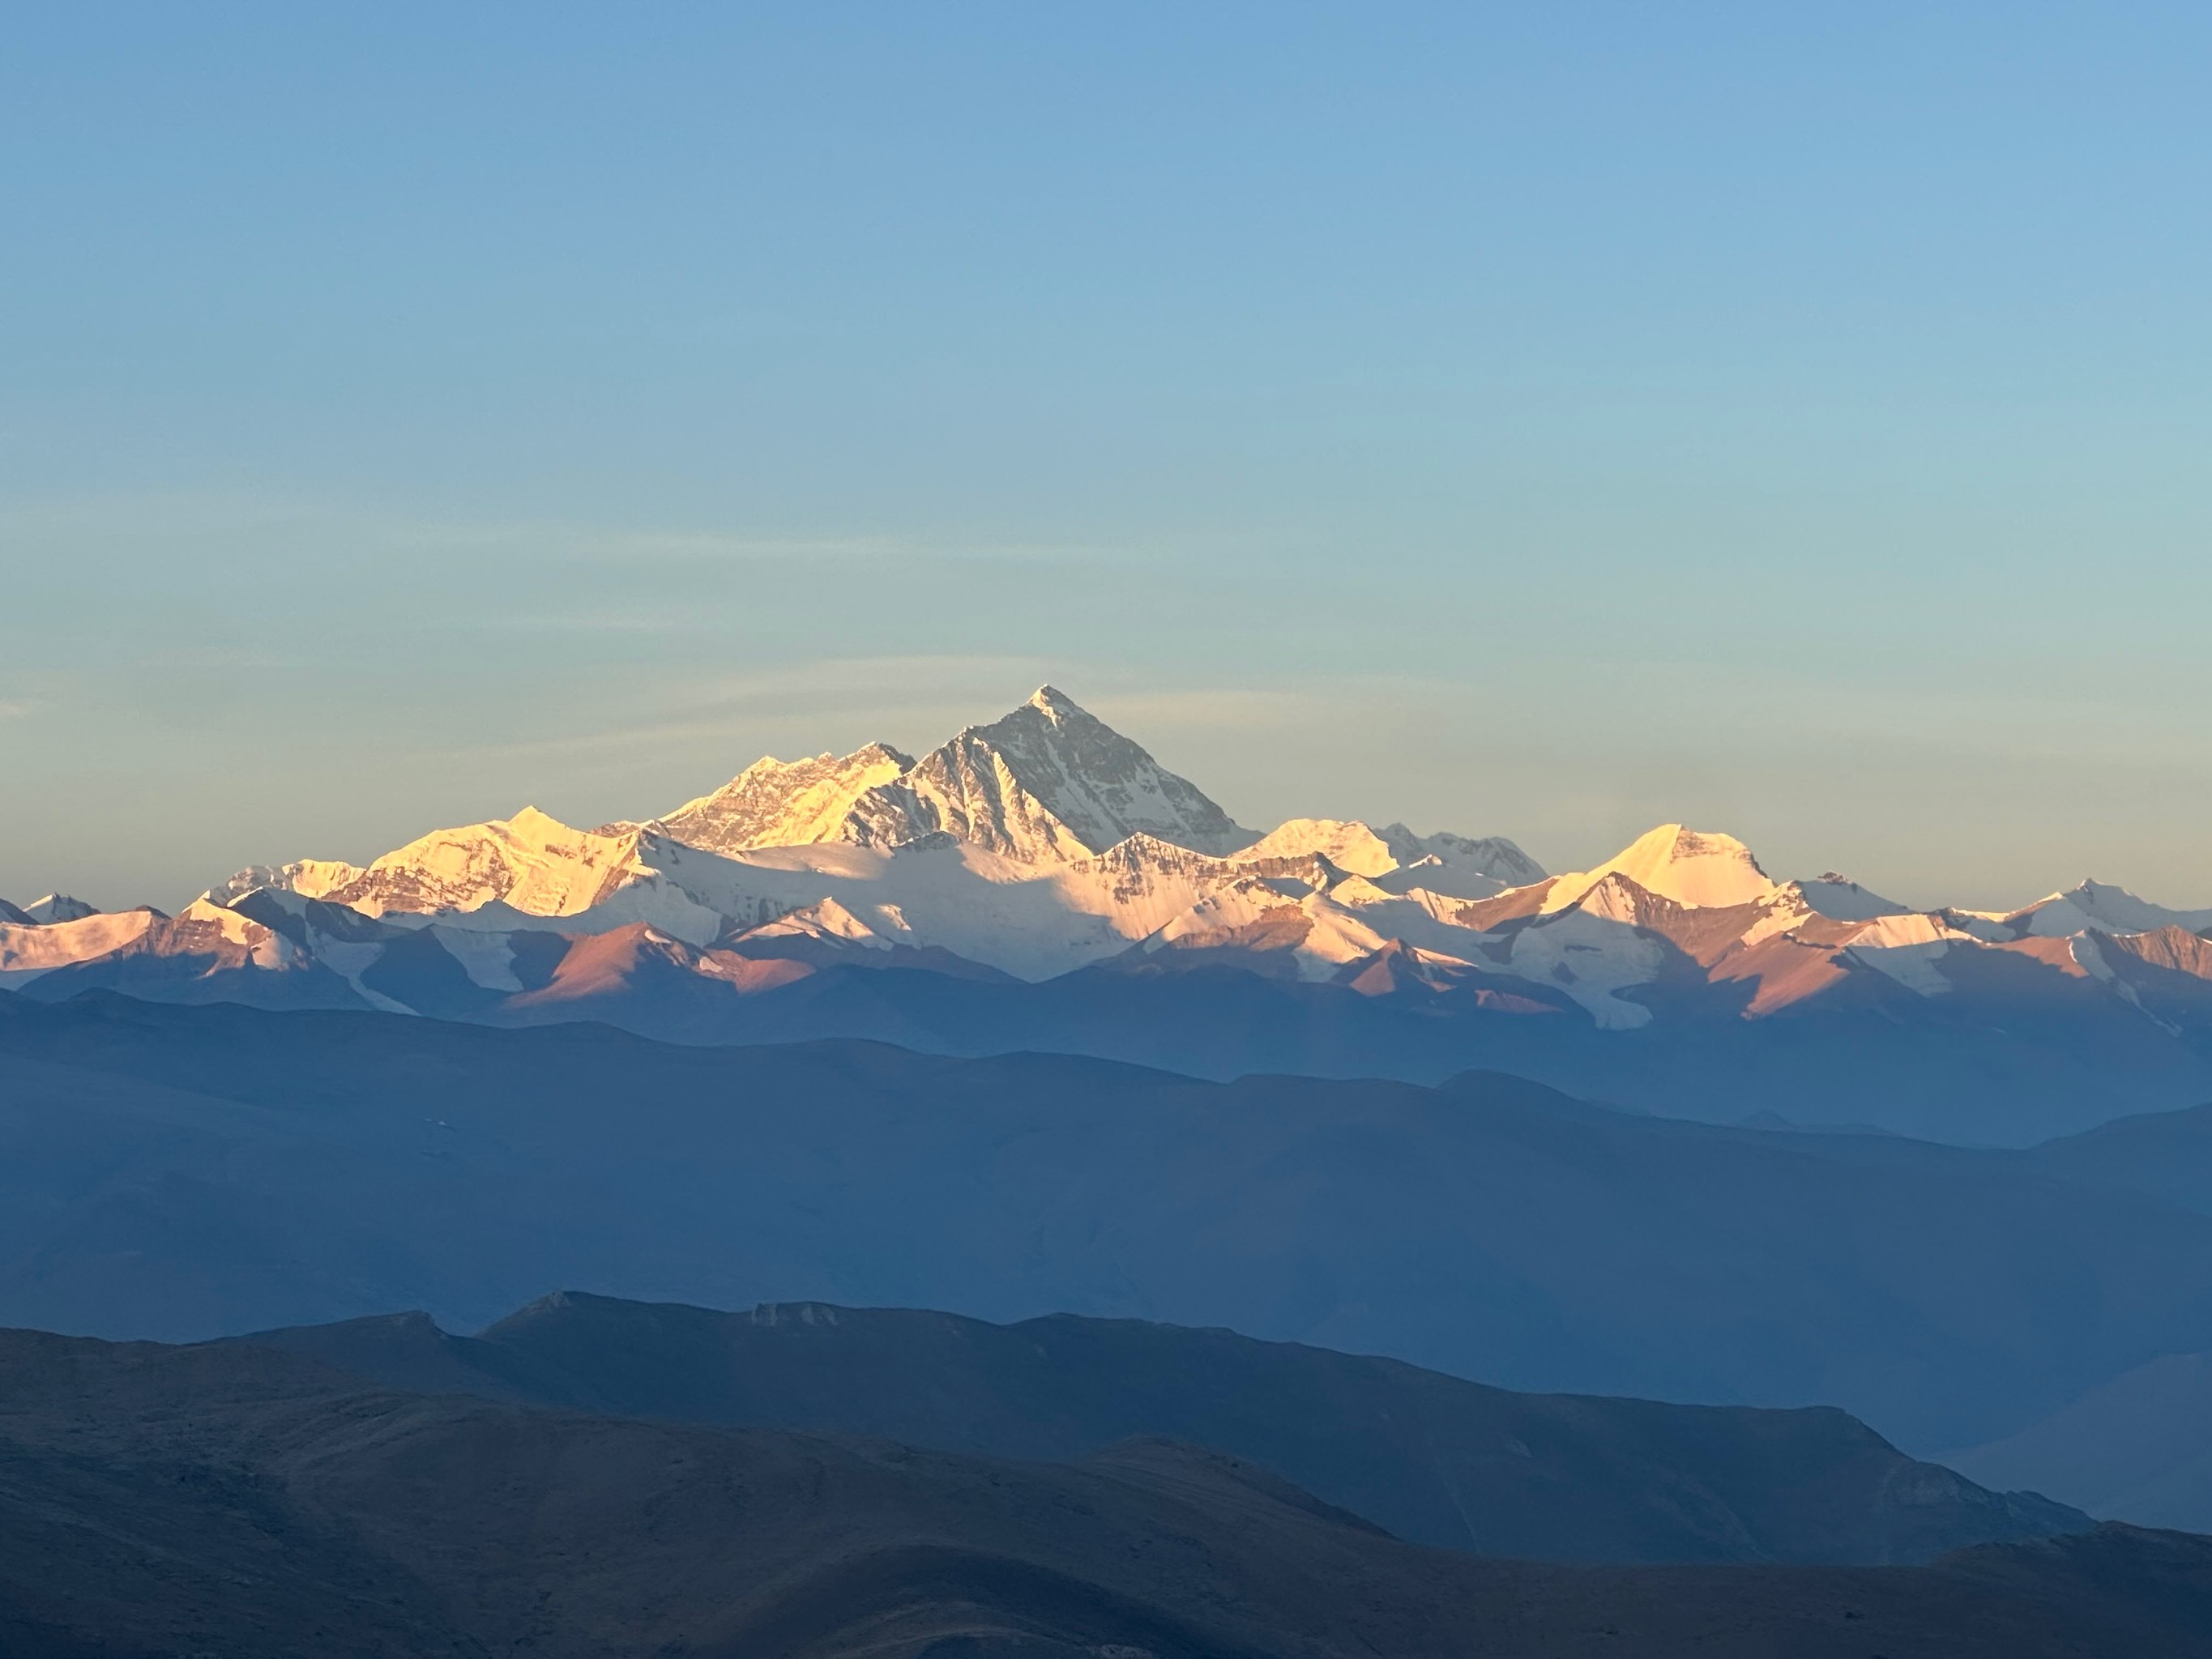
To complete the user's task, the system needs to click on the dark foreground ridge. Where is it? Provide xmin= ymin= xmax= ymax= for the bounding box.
xmin=2 ymin=1328 xmax=2208 ymax=1659
xmin=232 ymin=1289 xmax=2086 ymax=1567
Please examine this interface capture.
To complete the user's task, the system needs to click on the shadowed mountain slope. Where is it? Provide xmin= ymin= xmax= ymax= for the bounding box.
xmin=23 ymin=927 xmax=2212 ymax=1144
xmin=6 ymin=993 xmax=2212 ymax=1452
xmin=1945 ymin=1352 xmax=2212 ymax=1534
xmin=233 ymin=1290 xmax=2085 ymax=1566
xmin=2 ymin=1328 xmax=2208 ymax=1659
xmin=2028 ymin=1099 xmax=2212 ymax=1213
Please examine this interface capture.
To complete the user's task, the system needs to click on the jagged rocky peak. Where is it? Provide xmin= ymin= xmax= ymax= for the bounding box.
xmin=1241 ymin=820 xmax=1403 ymax=877
xmin=21 ymin=893 xmax=102 ymax=924
xmin=2012 ymin=879 xmax=2212 ymax=939
xmin=610 ymin=688 xmax=1249 ymax=865
xmin=203 ymin=860 xmax=365 ymax=906
xmin=638 ymin=743 xmax=914 ymax=855
xmin=971 ymin=684 xmax=1256 ymax=856
xmin=1791 ymin=872 xmax=1911 ymax=923
xmin=1238 ymin=819 xmax=1545 ymax=889
xmin=841 ymin=685 xmax=1258 ymax=862
xmin=1544 ymin=824 xmax=1778 ymax=915
xmin=319 ymin=805 xmax=648 ymax=919
xmin=1393 ymin=830 xmax=1547 ymax=888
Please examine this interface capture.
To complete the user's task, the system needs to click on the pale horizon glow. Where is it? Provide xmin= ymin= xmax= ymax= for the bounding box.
xmin=5 ymin=8 xmax=2211 ymax=912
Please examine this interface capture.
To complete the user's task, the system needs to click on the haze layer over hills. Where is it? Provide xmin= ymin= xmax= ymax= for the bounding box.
xmin=9 ymin=688 xmax=2212 ymax=1141
xmin=10 ymin=689 xmax=2212 ymax=1564
xmin=9 ymin=992 xmax=2212 ymax=1461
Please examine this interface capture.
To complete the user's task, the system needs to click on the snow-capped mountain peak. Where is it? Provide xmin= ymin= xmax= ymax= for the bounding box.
xmin=959 ymin=685 xmax=1255 ymax=857
xmin=203 ymin=860 xmax=365 ymax=906
xmin=1789 ymin=872 xmax=1911 ymax=922
xmin=23 ymin=672 xmax=2212 ymax=1145
xmin=1024 ymin=683 xmax=1085 ymax=723
xmin=1240 ymin=819 xmax=1403 ymax=877
xmin=0 ymin=893 xmax=107 ymax=926
xmin=1383 ymin=828 xmax=1547 ymax=888
xmin=2011 ymin=879 xmax=2212 ymax=938
xmin=504 ymin=805 xmax=571 ymax=840
xmin=630 ymin=743 xmax=913 ymax=855
xmin=1235 ymin=820 xmax=1545 ymax=893
xmin=316 ymin=807 xmax=649 ymax=918
xmin=837 ymin=687 xmax=1257 ymax=862
xmin=23 ymin=893 xmax=101 ymax=924
xmin=1543 ymin=824 xmax=1777 ymax=915
xmin=52 ymin=684 xmax=2212 ymax=1093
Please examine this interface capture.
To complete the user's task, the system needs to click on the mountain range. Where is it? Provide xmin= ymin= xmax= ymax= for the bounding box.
xmin=9 ymin=686 xmax=2212 ymax=1141
xmin=227 ymin=1289 xmax=2085 ymax=1567
xmin=10 ymin=990 xmax=2212 ymax=1465
xmin=7 ymin=1325 xmax=2207 ymax=1659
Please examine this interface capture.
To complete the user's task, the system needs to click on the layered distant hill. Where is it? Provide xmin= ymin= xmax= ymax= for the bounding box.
xmin=229 ymin=1289 xmax=2087 ymax=1567
xmin=9 ymin=686 xmax=2212 ymax=1140
xmin=6 ymin=1328 xmax=2205 ymax=1659
xmin=8 ymin=992 xmax=2212 ymax=1456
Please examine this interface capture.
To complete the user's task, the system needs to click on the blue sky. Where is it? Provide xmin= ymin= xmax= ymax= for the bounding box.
xmin=4 ymin=4 xmax=2210 ymax=909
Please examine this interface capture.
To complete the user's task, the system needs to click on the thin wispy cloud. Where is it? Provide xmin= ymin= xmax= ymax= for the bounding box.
xmin=1086 ymin=684 xmax=1412 ymax=735
xmin=399 ymin=655 xmax=1057 ymax=770
xmin=0 ymin=493 xmax=1104 ymax=569
xmin=563 ymin=527 xmax=1146 ymax=570
xmin=442 ymin=611 xmax=722 ymax=638
xmin=683 ymin=654 xmax=1056 ymax=709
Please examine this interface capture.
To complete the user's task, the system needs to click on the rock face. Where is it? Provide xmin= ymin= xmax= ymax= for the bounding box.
xmin=602 ymin=688 xmax=1253 ymax=864
xmin=0 ymin=894 xmax=108 ymax=925
xmin=623 ymin=744 xmax=913 ymax=855
xmin=319 ymin=808 xmax=649 ymax=918
xmin=841 ymin=685 xmax=1258 ymax=860
xmin=1399 ymin=829 xmax=1548 ymax=887
xmin=23 ymin=894 xmax=102 ymax=924
xmin=1239 ymin=818 xmax=1544 ymax=889
xmin=203 ymin=861 xmax=364 ymax=905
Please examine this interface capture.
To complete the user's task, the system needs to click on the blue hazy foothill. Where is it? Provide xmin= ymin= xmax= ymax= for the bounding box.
xmin=2 ymin=990 xmax=2208 ymax=1465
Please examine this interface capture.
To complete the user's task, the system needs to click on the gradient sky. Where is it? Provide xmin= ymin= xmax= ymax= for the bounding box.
xmin=5 ymin=4 xmax=2210 ymax=911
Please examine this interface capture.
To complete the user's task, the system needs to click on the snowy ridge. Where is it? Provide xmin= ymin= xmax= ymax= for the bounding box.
xmin=1238 ymin=818 xmax=1542 ymax=893
xmin=19 ymin=685 xmax=2212 ymax=1056
xmin=618 ymin=744 xmax=913 ymax=854
xmin=322 ymin=807 xmax=651 ymax=918
xmin=1541 ymin=825 xmax=1777 ymax=914
xmin=941 ymin=686 xmax=1256 ymax=857
xmin=0 ymin=909 xmax=161 ymax=977
xmin=0 ymin=894 xmax=111 ymax=926
xmin=1789 ymin=873 xmax=1911 ymax=923
xmin=833 ymin=687 xmax=1257 ymax=861
xmin=202 ymin=862 xmax=362 ymax=906
xmin=2009 ymin=880 xmax=2212 ymax=939
xmin=1235 ymin=818 xmax=1402 ymax=876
